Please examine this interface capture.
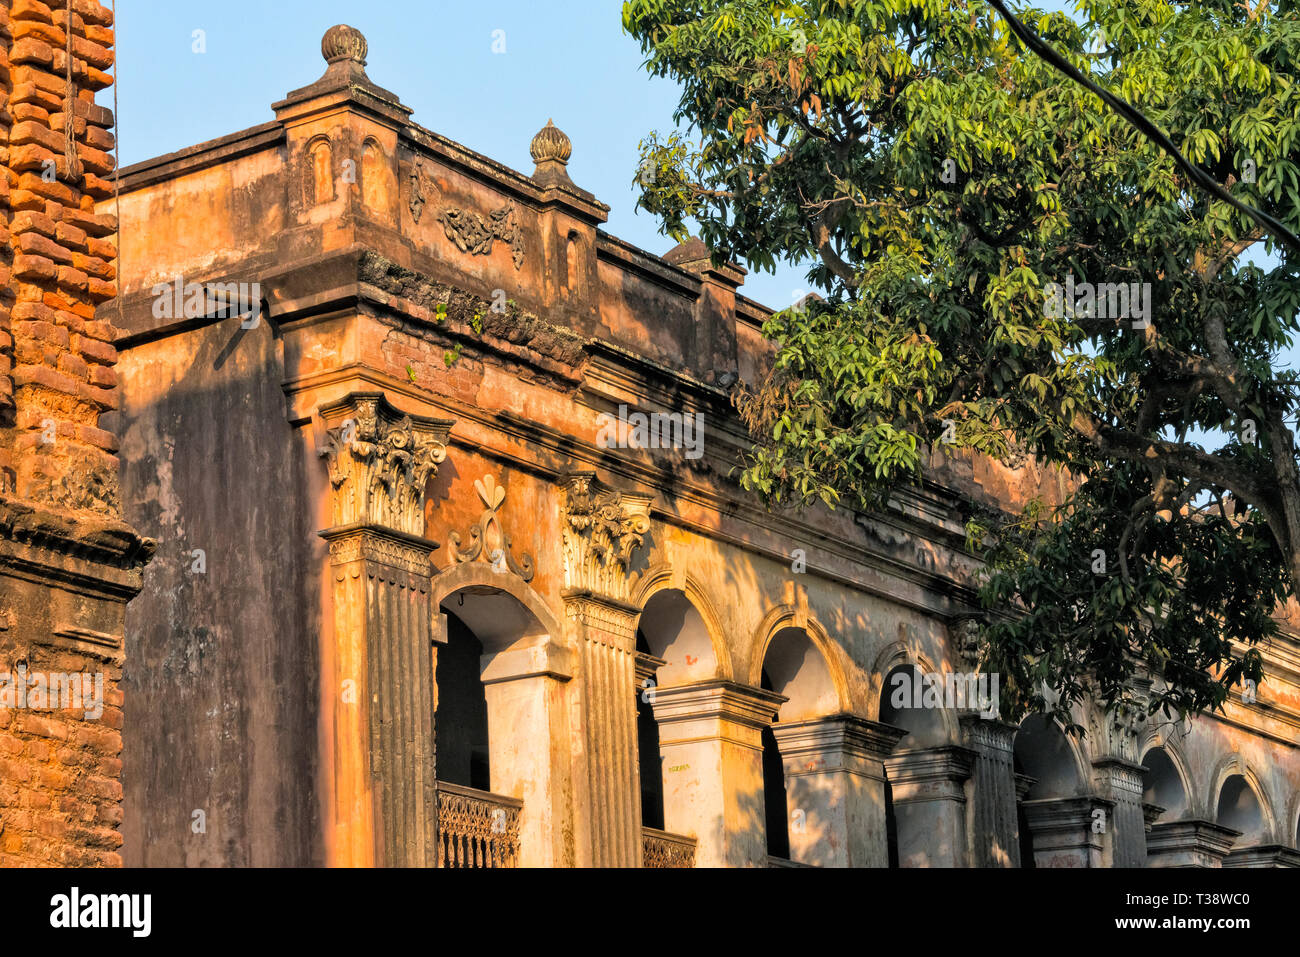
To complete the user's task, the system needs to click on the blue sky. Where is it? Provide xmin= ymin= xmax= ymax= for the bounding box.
xmin=102 ymin=0 xmax=1280 ymax=346
xmin=103 ymin=0 xmax=809 ymax=309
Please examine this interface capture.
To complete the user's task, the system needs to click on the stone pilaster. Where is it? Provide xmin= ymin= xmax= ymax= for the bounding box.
xmin=1021 ymin=796 xmax=1111 ymax=868
xmin=1146 ymin=819 xmax=1240 ymax=868
xmin=884 ymin=745 xmax=976 ymax=867
xmin=770 ymin=714 xmax=906 ymax=867
xmin=564 ymin=592 xmax=641 ymax=866
xmin=316 ymin=391 xmax=451 ymax=867
xmin=559 ymin=471 xmax=652 ymax=866
xmin=1223 ymin=844 xmax=1300 ymax=868
xmin=1084 ymin=697 xmax=1149 ymax=868
xmin=1093 ymin=757 xmax=1148 ymax=867
xmin=650 ymin=680 xmax=785 ymax=867
xmin=960 ymin=715 xmax=1022 ymax=868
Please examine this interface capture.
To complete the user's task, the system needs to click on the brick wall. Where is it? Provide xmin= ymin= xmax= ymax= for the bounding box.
xmin=1 ymin=3 xmax=14 ymax=483
xmin=0 ymin=0 xmax=140 ymax=869
xmin=4 ymin=0 xmax=119 ymax=504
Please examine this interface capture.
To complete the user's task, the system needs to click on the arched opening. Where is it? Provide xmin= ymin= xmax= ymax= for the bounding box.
xmin=1216 ymin=774 xmax=1265 ymax=846
xmin=635 ymin=629 xmax=664 ymax=831
xmin=436 ymin=611 xmax=490 ymax=791
xmin=760 ymin=667 xmax=789 ymax=860
xmin=877 ymin=663 xmax=948 ymax=868
xmin=632 ymin=587 xmax=720 ymax=866
xmin=763 ymin=626 xmax=838 ymax=720
xmin=1141 ymin=746 xmax=1187 ymax=822
xmin=761 ymin=626 xmax=843 ymax=865
xmin=431 ymin=577 xmax=562 ymax=867
xmin=638 ymin=588 xmax=717 ymax=686
xmin=1139 ymin=744 xmax=1196 ymax=868
xmin=879 ymin=664 xmax=947 ymax=746
xmin=1014 ymin=714 xmax=1086 ymax=868
xmin=635 ymin=588 xmax=718 ymax=832
xmin=1014 ymin=714 xmax=1083 ymax=798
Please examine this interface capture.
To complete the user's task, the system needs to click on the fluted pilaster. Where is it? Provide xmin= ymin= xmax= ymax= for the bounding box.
xmin=961 ymin=715 xmax=1022 ymax=867
xmin=316 ymin=392 xmax=452 ymax=867
xmin=559 ymin=472 xmax=653 ymax=865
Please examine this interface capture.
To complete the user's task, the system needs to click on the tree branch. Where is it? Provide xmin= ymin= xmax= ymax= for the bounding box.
xmin=984 ymin=0 xmax=1300 ymax=258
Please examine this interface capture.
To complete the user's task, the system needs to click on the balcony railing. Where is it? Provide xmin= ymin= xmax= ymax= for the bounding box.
xmin=642 ymin=826 xmax=697 ymax=868
xmin=436 ymin=782 xmax=522 ymax=868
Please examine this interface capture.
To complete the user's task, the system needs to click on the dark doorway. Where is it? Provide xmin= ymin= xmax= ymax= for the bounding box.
xmin=761 ymin=668 xmax=789 ymax=858
xmin=435 ymin=610 xmax=491 ymax=791
xmin=636 ymin=630 xmax=665 ymax=829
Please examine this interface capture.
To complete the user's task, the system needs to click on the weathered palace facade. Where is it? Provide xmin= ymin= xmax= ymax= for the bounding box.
xmin=4 ymin=16 xmax=1300 ymax=868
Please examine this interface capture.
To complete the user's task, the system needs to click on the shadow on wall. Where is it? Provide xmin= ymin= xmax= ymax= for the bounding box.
xmin=106 ymin=313 xmax=322 ymax=867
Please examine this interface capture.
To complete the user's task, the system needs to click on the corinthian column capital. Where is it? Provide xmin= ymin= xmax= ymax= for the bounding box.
xmin=316 ymin=392 xmax=453 ymax=539
xmin=560 ymin=471 xmax=652 ymax=605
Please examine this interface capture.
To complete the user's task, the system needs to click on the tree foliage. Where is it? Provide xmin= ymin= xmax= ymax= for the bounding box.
xmin=625 ymin=0 xmax=1300 ymax=726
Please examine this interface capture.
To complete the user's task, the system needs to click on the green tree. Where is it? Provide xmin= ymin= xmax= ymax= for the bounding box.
xmin=625 ymin=0 xmax=1300 ymax=729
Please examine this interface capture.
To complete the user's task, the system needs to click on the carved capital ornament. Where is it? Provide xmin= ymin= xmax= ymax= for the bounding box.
xmin=317 ymin=392 xmax=453 ymax=538
xmin=560 ymin=471 xmax=651 ymax=604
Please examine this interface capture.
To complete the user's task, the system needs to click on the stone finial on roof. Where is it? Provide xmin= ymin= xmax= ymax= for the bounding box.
xmin=530 ymin=119 xmax=572 ymax=166
xmin=275 ymin=24 xmax=410 ymax=121
xmin=322 ymin=24 xmax=368 ymax=66
xmin=664 ymin=237 xmax=712 ymax=269
xmin=664 ymin=236 xmax=747 ymax=285
xmin=530 ymin=119 xmax=578 ymax=190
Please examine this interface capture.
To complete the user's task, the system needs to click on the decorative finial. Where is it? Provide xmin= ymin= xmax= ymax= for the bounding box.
xmin=530 ymin=118 xmax=572 ymax=166
xmin=322 ymin=24 xmax=368 ymax=66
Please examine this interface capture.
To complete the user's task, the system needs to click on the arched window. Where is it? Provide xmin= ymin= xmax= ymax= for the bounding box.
xmin=435 ymin=611 xmax=490 ymax=791
xmin=308 ymin=139 xmax=334 ymax=205
xmin=362 ymin=139 xmax=385 ymax=210
xmin=1217 ymin=774 xmax=1265 ymax=845
xmin=1014 ymin=714 xmax=1085 ymax=868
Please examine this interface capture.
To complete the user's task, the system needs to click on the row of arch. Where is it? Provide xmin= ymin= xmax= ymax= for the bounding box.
xmin=1141 ymin=741 xmax=1295 ymax=848
xmin=426 ymin=560 xmax=1300 ymax=862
